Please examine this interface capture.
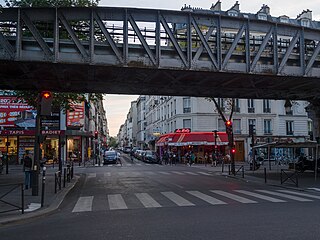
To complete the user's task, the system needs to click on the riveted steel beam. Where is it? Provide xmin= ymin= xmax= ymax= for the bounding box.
xmin=58 ymin=10 xmax=89 ymax=62
xmin=305 ymin=41 xmax=320 ymax=75
xmin=191 ymin=17 xmax=218 ymax=70
xmin=0 ymin=31 xmax=15 ymax=59
xmin=278 ymin=31 xmax=300 ymax=73
xmin=128 ymin=14 xmax=156 ymax=66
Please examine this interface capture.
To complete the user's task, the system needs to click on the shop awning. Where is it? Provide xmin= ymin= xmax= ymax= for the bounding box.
xmin=156 ymin=132 xmax=229 ymax=147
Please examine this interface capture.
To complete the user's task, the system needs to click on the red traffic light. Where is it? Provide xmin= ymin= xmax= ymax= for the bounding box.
xmin=226 ymin=120 xmax=232 ymax=126
xmin=231 ymin=148 xmax=236 ymax=154
xmin=94 ymin=131 xmax=98 ymax=139
xmin=41 ymin=91 xmax=52 ymax=99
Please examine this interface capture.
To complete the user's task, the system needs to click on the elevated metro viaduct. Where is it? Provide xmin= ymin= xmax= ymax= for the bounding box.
xmin=1 ymin=6 xmax=320 ymax=137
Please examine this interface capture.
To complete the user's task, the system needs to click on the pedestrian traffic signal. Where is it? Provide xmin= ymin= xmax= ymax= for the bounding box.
xmin=40 ymin=91 xmax=53 ymax=116
xmin=231 ymin=148 xmax=236 ymax=154
xmin=249 ymin=124 xmax=256 ymax=136
xmin=94 ymin=131 xmax=98 ymax=139
xmin=225 ymin=120 xmax=233 ymax=135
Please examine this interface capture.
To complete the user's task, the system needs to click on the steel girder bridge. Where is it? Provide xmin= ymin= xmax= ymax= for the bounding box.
xmin=0 ymin=6 xmax=320 ymax=100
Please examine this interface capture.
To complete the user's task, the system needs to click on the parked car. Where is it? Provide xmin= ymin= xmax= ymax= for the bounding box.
xmin=142 ymin=150 xmax=159 ymax=163
xmin=135 ymin=150 xmax=145 ymax=160
xmin=123 ymin=147 xmax=131 ymax=154
xmin=104 ymin=150 xmax=120 ymax=164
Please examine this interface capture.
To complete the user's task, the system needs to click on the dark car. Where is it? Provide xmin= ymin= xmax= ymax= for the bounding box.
xmin=142 ymin=150 xmax=159 ymax=163
xmin=104 ymin=150 xmax=119 ymax=164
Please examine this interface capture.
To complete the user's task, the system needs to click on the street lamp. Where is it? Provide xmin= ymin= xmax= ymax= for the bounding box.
xmin=213 ymin=130 xmax=218 ymax=167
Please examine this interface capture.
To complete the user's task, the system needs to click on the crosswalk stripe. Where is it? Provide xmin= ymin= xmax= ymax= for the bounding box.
xmin=187 ymin=191 xmax=226 ymax=205
xmin=159 ymin=171 xmax=171 ymax=175
xmin=104 ymin=172 xmax=111 ymax=177
xmin=108 ymin=194 xmax=128 ymax=210
xmin=308 ymin=188 xmax=320 ymax=192
xmin=87 ymin=173 xmax=96 ymax=178
xmin=161 ymin=191 xmax=195 ymax=206
xmin=235 ymin=190 xmax=286 ymax=202
xmin=257 ymin=190 xmax=313 ymax=202
xmin=126 ymin=164 xmax=132 ymax=167
xmin=136 ymin=164 xmax=142 ymax=166
xmin=278 ymin=190 xmax=320 ymax=200
xmin=171 ymin=171 xmax=185 ymax=175
xmin=72 ymin=196 xmax=94 ymax=212
xmin=183 ymin=171 xmax=198 ymax=175
xmin=210 ymin=190 xmax=257 ymax=204
xmin=135 ymin=193 xmax=162 ymax=208
xmin=145 ymin=171 xmax=156 ymax=175
xmin=197 ymin=172 xmax=212 ymax=176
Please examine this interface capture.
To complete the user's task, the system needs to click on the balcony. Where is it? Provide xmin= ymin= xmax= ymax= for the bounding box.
xmin=287 ymin=131 xmax=294 ymax=136
xmin=183 ymin=108 xmax=191 ymax=113
xmin=264 ymin=130 xmax=272 ymax=135
xmin=263 ymin=108 xmax=271 ymax=113
xmin=234 ymin=107 xmax=240 ymax=113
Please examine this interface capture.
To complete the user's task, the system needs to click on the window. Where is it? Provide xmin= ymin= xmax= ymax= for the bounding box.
xmin=279 ymin=16 xmax=289 ymax=23
xmin=301 ymin=19 xmax=310 ymax=27
xmin=218 ymin=98 xmax=225 ymax=111
xmin=263 ymin=99 xmax=271 ymax=113
xmin=183 ymin=119 xmax=191 ymax=129
xmin=233 ymin=119 xmax=241 ymax=134
xmin=218 ymin=119 xmax=225 ymax=132
xmin=228 ymin=10 xmax=238 ymax=17
xmin=183 ymin=98 xmax=191 ymax=113
xmin=264 ymin=119 xmax=272 ymax=134
xmin=248 ymin=99 xmax=255 ymax=113
xmin=257 ymin=13 xmax=267 ymax=20
xmin=286 ymin=121 xmax=294 ymax=135
xmin=234 ymin=99 xmax=240 ymax=112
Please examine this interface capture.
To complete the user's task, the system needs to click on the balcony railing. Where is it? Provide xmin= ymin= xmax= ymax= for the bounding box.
xmin=263 ymin=108 xmax=271 ymax=113
xmin=248 ymin=107 xmax=255 ymax=113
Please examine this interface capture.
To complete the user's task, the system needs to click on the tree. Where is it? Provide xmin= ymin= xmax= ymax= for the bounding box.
xmin=206 ymin=97 xmax=236 ymax=174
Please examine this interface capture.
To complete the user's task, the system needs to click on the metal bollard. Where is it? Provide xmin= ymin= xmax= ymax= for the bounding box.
xmin=21 ymin=183 xmax=24 ymax=214
xmin=63 ymin=168 xmax=66 ymax=188
xmin=222 ymin=162 xmax=224 ymax=173
xmin=41 ymin=167 xmax=46 ymax=207
xmin=228 ymin=164 xmax=231 ymax=175
xmin=264 ymin=167 xmax=267 ymax=183
xmin=242 ymin=166 xmax=244 ymax=178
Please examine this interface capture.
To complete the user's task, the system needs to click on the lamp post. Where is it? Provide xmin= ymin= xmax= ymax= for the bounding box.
xmin=213 ymin=130 xmax=218 ymax=167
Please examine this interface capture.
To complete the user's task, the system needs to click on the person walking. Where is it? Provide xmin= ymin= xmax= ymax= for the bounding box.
xmin=23 ymin=151 xmax=32 ymax=189
xmin=204 ymin=152 xmax=208 ymax=167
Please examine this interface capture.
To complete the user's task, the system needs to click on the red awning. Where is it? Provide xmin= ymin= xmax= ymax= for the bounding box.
xmin=156 ymin=132 xmax=228 ymax=147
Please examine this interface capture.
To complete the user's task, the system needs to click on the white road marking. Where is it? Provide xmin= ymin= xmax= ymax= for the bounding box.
xmin=197 ymin=172 xmax=212 ymax=176
xmin=135 ymin=193 xmax=162 ymax=208
xmin=257 ymin=190 xmax=313 ymax=202
xmin=171 ymin=171 xmax=185 ymax=175
xmin=108 ymin=194 xmax=128 ymax=210
xmin=183 ymin=171 xmax=198 ymax=175
xmin=87 ymin=173 xmax=96 ymax=178
xmin=72 ymin=196 xmax=94 ymax=212
xmin=308 ymin=188 xmax=320 ymax=192
xmin=104 ymin=172 xmax=111 ymax=177
xmin=187 ymin=191 xmax=226 ymax=205
xmin=24 ymin=203 xmax=41 ymax=212
xmin=278 ymin=190 xmax=320 ymax=200
xmin=161 ymin=191 xmax=195 ymax=206
xmin=210 ymin=190 xmax=257 ymax=204
xmin=159 ymin=171 xmax=171 ymax=175
xmin=235 ymin=190 xmax=286 ymax=202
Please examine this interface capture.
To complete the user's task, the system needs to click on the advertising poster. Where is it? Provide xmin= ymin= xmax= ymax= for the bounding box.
xmin=66 ymin=102 xmax=85 ymax=127
xmin=0 ymin=96 xmax=35 ymax=127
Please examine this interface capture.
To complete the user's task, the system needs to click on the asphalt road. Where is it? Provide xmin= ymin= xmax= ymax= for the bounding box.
xmin=2 ymin=155 xmax=320 ymax=240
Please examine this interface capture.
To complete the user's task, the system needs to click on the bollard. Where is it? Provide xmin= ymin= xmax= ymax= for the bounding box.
xmin=31 ymin=169 xmax=39 ymax=196
xmin=228 ymin=164 xmax=231 ymax=175
xmin=242 ymin=166 xmax=244 ymax=178
xmin=264 ymin=167 xmax=267 ymax=183
xmin=63 ymin=168 xmax=66 ymax=188
xmin=21 ymin=183 xmax=24 ymax=214
xmin=41 ymin=167 xmax=46 ymax=207
xmin=59 ymin=171 xmax=62 ymax=190
xmin=222 ymin=162 xmax=224 ymax=173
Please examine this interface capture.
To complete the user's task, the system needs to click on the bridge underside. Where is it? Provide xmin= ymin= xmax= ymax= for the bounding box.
xmin=0 ymin=60 xmax=319 ymax=100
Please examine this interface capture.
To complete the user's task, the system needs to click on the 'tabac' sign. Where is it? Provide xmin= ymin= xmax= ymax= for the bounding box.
xmin=174 ymin=128 xmax=191 ymax=133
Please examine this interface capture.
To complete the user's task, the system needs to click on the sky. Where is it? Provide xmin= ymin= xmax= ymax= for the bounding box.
xmin=102 ymin=0 xmax=320 ymax=136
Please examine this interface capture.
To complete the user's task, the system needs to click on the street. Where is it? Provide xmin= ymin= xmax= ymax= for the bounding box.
xmin=1 ymin=155 xmax=320 ymax=240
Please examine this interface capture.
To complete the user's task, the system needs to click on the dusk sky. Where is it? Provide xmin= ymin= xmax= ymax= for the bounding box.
xmin=102 ymin=0 xmax=320 ymax=136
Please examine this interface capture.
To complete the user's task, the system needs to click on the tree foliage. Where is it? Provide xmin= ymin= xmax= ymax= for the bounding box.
xmin=206 ymin=97 xmax=235 ymax=123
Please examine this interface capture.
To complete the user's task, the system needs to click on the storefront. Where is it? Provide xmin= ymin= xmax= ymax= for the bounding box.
xmin=156 ymin=131 xmax=229 ymax=163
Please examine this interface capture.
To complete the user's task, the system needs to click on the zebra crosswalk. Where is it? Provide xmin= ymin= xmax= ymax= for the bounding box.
xmin=71 ymin=189 xmax=320 ymax=213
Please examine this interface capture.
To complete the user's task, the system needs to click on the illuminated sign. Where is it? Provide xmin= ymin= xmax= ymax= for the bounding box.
xmin=174 ymin=128 xmax=191 ymax=133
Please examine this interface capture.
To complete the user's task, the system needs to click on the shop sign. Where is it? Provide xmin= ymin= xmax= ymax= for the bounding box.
xmin=0 ymin=96 xmax=35 ymax=127
xmin=0 ymin=130 xmax=35 ymax=135
xmin=174 ymin=128 xmax=191 ymax=133
xmin=41 ymin=130 xmax=64 ymax=135
xmin=67 ymin=102 xmax=85 ymax=127
xmin=41 ymin=113 xmax=60 ymax=129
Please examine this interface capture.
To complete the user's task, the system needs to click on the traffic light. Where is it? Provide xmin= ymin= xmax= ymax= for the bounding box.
xmin=231 ymin=148 xmax=236 ymax=154
xmin=225 ymin=120 xmax=233 ymax=135
xmin=249 ymin=124 xmax=256 ymax=136
xmin=40 ymin=91 xmax=53 ymax=116
xmin=94 ymin=131 xmax=98 ymax=139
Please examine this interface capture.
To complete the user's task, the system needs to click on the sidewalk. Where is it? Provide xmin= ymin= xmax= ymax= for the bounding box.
xmin=194 ymin=162 xmax=320 ymax=191
xmin=0 ymin=164 xmax=78 ymax=226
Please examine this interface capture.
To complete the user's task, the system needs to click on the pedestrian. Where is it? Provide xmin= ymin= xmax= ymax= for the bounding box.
xmin=23 ymin=151 xmax=32 ymax=189
xmin=204 ymin=152 xmax=208 ymax=167
xmin=190 ymin=151 xmax=195 ymax=166
xmin=211 ymin=151 xmax=216 ymax=167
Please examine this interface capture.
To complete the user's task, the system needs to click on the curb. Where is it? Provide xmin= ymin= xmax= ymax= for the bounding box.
xmin=0 ymin=175 xmax=79 ymax=226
